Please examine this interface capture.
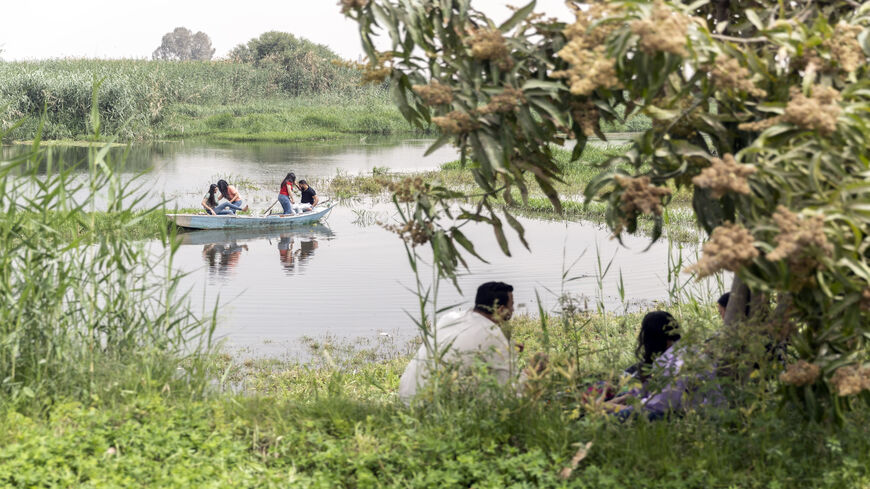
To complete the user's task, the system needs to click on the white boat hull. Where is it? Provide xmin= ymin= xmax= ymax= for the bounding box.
xmin=167 ymin=205 xmax=334 ymax=230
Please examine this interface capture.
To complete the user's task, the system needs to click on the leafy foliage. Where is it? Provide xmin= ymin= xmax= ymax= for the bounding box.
xmin=344 ymin=0 xmax=870 ymax=417
xmin=229 ymin=31 xmax=363 ymax=96
xmin=152 ymin=27 xmax=215 ymax=61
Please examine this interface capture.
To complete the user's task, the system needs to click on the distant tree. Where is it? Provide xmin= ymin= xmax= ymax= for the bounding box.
xmin=152 ymin=27 xmax=215 ymax=61
xmin=228 ymin=31 xmax=357 ymax=95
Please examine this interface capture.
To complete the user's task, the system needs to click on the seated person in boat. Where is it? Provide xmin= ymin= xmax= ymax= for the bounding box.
xmin=398 ymin=281 xmax=523 ymax=404
xmin=213 ymin=179 xmax=248 ymax=215
xmin=201 ymin=183 xmax=219 ymax=215
xmin=278 ymin=172 xmax=300 ymax=215
xmin=299 ymin=180 xmax=318 ymax=211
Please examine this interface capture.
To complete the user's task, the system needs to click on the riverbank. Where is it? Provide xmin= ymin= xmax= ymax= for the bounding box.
xmin=0 ymin=59 xmax=650 ymax=143
xmin=3 ymin=308 xmax=868 ymax=487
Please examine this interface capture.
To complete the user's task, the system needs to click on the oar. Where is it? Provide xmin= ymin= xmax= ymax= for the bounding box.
xmin=262 ymin=199 xmax=279 ymax=216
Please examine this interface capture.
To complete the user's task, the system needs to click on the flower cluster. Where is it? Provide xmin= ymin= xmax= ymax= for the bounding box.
xmin=467 ymin=28 xmax=513 ymax=70
xmin=780 ymin=360 xmax=820 ymax=387
xmin=553 ymin=3 xmax=621 ymax=96
xmin=783 ymin=86 xmax=842 ymax=135
xmin=692 ymin=154 xmax=756 ymax=199
xmin=360 ymin=52 xmax=394 ymax=84
xmin=614 ymin=175 xmax=671 ymax=217
xmin=478 ymin=88 xmax=526 ymax=115
xmin=710 ymin=55 xmax=766 ymax=98
xmin=830 ymin=365 xmax=870 ymax=397
xmin=630 ymin=1 xmax=691 ymax=57
xmin=685 ymin=223 xmax=758 ymax=279
xmin=412 ymin=81 xmax=453 ymax=106
xmin=823 ymin=23 xmax=865 ymax=73
xmin=382 ymin=220 xmax=434 ymax=247
xmin=570 ymin=100 xmax=600 ymax=138
xmin=385 ymin=176 xmax=426 ymax=203
xmin=339 ymin=0 xmax=368 ymax=14
xmin=432 ymin=110 xmax=479 ymax=135
xmin=766 ymin=206 xmax=832 ymax=263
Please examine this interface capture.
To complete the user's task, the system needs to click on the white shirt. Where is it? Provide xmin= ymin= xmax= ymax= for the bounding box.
xmin=398 ymin=309 xmax=516 ymax=403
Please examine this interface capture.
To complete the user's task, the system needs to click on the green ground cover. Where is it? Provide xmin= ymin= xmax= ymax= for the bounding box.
xmin=0 ymin=60 xmax=650 ymax=143
xmin=2 ymin=309 xmax=868 ymax=488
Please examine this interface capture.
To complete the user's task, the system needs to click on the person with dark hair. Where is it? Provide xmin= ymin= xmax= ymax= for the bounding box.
xmin=278 ymin=172 xmax=299 ymax=215
xmin=612 ymin=311 xmax=723 ymax=419
xmin=399 ymin=281 xmax=519 ymax=403
xmin=201 ymin=183 xmax=219 ymax=215
xmin=611 ymin=311 xmax=684 ymax=418
xmin=298 ymin=180 xmax=319 ymax=210
xmin=213 ymin=179 xmax=248 ymax=215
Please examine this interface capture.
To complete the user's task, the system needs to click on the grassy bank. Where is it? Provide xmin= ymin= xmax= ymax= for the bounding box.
xmin=3 ymin=307 xmax=869 ymax=487
xmin=0 ymin=60 xmax=650 ymax=143
xmin=327 ymin=144 xmax=701 ymax=242
xmin=0 ymin=60 xmax=420 ymax=142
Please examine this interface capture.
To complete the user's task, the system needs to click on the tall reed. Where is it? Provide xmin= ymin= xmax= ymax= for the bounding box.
xmin=0 ymin=120 xmax=215 ymax=411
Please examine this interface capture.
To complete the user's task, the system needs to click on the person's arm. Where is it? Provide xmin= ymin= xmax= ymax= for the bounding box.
xmin=228 ymin=185 xmax=241 ymax=202
xmin=312 ymin=192 xmax=319 ymax=207
xmin=286 ymin=183 xmax=295 ymax=203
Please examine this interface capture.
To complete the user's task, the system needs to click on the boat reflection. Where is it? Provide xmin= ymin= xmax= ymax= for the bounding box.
xmin=178 ymin=225 xmax=334 ymax=278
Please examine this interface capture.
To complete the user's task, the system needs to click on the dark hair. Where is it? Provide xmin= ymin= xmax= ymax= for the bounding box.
xmin=217 ymin=179 xmax=229 ymax=199
xmin=298 ymin=179 xmax=308 ymax=186
xmin=206 ymin=183 xmax=218 ymax=208
xmin=281 ymin=173 xmax=296 ymax=192
xmin=473 ymin=282 xmax=513 ymax=315
xmin=635 ymin=311 xmax=680 ymax=367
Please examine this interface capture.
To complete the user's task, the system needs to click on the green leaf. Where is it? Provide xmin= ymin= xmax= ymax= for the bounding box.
xmin=499 ymin=0 xmax=536 ymax=33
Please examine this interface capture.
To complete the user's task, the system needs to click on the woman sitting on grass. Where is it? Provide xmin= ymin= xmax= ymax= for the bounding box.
xmin=201 ymin=183 xmax=219 ymax=215
xmin=609 ymin=311 xmax=685 ymax=419
xmin=610 ymin=311 xmax=723 ymax=420
xmin=213 ymin=179 xmax=248 ymax=215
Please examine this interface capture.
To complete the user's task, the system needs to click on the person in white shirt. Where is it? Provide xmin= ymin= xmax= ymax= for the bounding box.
xmin=398 ymin=281 xmax=520 ymax=403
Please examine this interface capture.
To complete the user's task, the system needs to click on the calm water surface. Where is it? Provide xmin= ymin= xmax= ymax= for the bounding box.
xmin=5 ymin=137 xmax=707 ymax=356
xmin=168 ymin=204 xmax=706 ymax=357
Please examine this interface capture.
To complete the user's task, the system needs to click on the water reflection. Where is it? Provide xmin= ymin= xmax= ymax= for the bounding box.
xmin=178 ymin=225 xmax=335 ymax=280
xmin=203 ymin=242 xmax=249 ymax=278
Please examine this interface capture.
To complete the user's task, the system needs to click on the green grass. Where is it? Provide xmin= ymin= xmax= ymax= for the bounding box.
xmin=2 ymin=307 xmax=868 ymax=488
xmin=0 ymin=60 xmax=422 ymax=142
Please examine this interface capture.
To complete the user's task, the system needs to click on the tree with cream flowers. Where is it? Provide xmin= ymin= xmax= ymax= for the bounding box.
xmin=344 ymin=0 xmax=870 ymax=420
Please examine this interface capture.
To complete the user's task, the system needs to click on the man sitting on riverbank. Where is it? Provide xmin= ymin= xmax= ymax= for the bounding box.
xmin=399 ymin=281 xmax=521 ymax=404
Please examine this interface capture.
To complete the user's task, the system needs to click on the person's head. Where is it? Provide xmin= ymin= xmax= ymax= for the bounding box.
xmin=206 ymin=183 xmax=218 ymax=207
xmin=717 ymin=292 xmax=730 ymax=318
xmin=635 ymin=311 xmax=680 ymax=366
xmin=299 ymin=179 xmax=309 ymax=190
xmin=283 ymin=172 xmax=296 ymax=186
xmin=473 ymin=281 xmax=514 ymax=322
xmin=217 ymin=179 xmax=229 ymax=198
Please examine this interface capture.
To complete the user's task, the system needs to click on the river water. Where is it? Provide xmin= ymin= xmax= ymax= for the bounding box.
xmin=3 ymin=137 xmax=712 ymax=357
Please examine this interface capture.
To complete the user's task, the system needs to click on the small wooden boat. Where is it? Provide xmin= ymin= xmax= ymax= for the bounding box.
xmin=167 ymin=204 xmax=335 ymax=230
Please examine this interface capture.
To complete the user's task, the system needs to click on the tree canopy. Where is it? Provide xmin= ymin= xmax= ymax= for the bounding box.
xmin=229 ymin=31 xmax=360 ymax=95
xmin=344 ymin=0 xmax=870 ymax=418
xmin=152 ymin=27 xmax=215 ymax=61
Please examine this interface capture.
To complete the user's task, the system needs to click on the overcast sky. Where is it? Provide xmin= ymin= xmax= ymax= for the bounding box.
xmin=1 ymin=0 xmax=572 ymax=61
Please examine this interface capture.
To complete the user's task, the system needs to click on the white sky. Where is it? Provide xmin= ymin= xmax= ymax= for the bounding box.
xmin=0 ymin=0 xmax=572 ymax=61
